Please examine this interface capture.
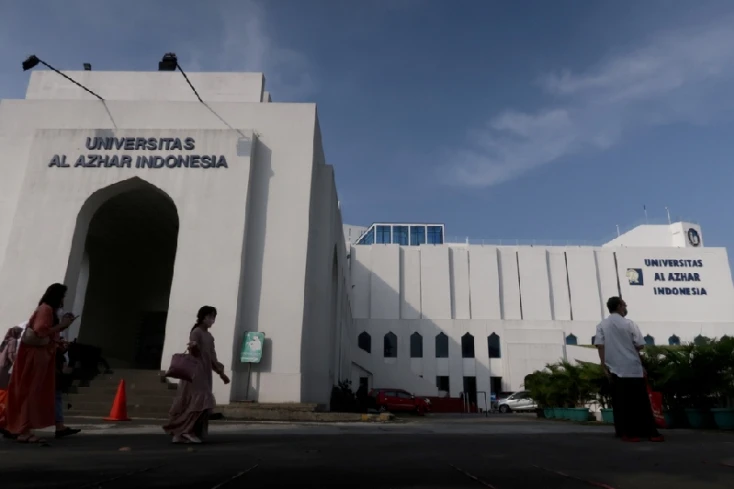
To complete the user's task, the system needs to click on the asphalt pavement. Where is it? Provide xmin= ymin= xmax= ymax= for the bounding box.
xmin=2 ymin=414 xmax=734 ymax=488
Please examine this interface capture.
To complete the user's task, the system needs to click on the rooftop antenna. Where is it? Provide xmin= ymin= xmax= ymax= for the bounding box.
xmin=665 ymin=206 xmax=672 ymax=225
xmin=616 ymin=224 xmax=621 ymax=237
xmin=158 ymin=52 xmax=249 ymax=140
xmin=22 ymin=55 xmax=116 ymax=127
xmin=643 ymin=204 xmax=648 ymax=224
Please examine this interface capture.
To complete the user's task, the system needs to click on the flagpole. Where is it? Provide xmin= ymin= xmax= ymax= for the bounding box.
xmin=665 ymin=206 xmax=671 ymax=225
xmin=644 ymin=205 xmax=648 ymax=224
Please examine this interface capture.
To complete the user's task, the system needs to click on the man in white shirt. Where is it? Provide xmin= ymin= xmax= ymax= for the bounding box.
xmin=595 ymin=296 xmax=663 ymax=442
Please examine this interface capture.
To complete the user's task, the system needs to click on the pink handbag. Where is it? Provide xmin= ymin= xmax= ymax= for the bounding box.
xmin=164 ymin=350 xmax=198 ymax=382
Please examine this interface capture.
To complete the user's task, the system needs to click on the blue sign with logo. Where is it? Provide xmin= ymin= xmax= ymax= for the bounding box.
xmin=687 ymin=228 xmax=701 ymax=247
xmin=626 ymin=268 xmax=644 ymax=286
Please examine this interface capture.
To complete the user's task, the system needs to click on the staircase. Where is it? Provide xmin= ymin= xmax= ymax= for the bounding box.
xmin=66 ymin=369 xmax=177 ymax=419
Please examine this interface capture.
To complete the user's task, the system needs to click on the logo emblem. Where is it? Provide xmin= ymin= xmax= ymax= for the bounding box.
xmin=687 ymin=228 xmax=701 ymax=247
xmin=626 ymin=268 xmax=644 ymax=286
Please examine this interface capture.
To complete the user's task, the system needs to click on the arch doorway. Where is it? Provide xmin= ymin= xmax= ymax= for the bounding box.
xmin=70 ymin=180 xmax=179 ymax=370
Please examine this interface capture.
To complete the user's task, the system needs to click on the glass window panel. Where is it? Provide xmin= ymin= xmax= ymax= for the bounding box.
xmin=427 ymin=226 xmax=443 ymax=244
xmin=376 ymin=225 xmax=391 ymax=244
xmin=410 ymin=226 xmax=426 ymax=246
xmin=392 ymin=226 xmax=409 ymax=245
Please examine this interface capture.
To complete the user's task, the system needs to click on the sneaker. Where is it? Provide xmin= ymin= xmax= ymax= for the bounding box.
xmin=182 ymin=434 xmax=202 ymax=444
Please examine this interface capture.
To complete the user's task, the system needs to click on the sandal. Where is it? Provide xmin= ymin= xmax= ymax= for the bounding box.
xmin=17 ymin=435 xmax=49 ymax=445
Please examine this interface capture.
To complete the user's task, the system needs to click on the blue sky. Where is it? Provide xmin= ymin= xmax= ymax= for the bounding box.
xmin=2 ymin=0 xmax=734 ymax=249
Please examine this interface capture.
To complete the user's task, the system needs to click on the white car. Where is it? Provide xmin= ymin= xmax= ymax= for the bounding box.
xmin=496 ymin=390 xmax=537 ymax=413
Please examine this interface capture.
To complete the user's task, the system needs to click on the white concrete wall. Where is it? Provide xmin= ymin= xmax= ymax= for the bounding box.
xmin=0 ymin=87 xmax=345 ymax=405
xmin=26 ymin=71 xmax=266 ymax=103
xmin=603 ymin=222 xmax=704 ymax=249
xmin=351 ymin=243 xmax=734 ymax=397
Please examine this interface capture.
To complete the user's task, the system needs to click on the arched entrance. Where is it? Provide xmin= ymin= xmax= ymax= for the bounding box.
xmin=66 ymin=178 xmax=179 ymax=370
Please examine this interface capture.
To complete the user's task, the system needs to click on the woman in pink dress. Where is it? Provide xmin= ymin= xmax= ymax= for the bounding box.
xmin=163 ymin=306 xmax=229 ymax=444
xmin=0 ymin=284 xmax=77 ymax=443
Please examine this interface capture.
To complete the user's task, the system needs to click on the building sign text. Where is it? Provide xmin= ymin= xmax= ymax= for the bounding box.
xmin=48 ymin=137 xmax=229 ymax=169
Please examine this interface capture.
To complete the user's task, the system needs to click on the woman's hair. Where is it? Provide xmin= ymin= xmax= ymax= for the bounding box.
xmin=39 ymin=283 xmax=68 ymax=309
xmin=196 ymin=306 xmax=217 ymax=324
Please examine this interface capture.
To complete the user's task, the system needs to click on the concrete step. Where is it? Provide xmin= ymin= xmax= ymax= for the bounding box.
xmin=226 ymin=402 xmax=323 ymax=412
xmin=69 ymin=383 xmax=178 ymax=395
xmin=67 ymin=400 xmax=172 ymax=415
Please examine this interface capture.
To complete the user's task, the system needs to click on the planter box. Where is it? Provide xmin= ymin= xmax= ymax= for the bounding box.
xmin=684 ymin=408 xmax=712 ymax=429
xmin=566 ymin=407 xmax=590 ymax=422
xmin=711 ymin=408 xmax=734 ymax=430
xmin=600 ymin=408 xmax=614 ymax=424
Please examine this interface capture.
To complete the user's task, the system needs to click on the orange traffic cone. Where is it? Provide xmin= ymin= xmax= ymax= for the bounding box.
xmin=104 ymin=379 xmax=131 ymax=421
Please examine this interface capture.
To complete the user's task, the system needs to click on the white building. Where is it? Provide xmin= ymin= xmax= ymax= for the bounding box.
xmin=1 ymin=68 xmax=732 ymax=410
xmin=347 ymin=221 xmax=734 ymax=404
xmin=0 ymin=69 xmax=353 ymax=406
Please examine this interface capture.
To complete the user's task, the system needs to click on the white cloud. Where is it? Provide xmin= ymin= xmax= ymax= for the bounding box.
xmin=190 ymin=0 xmax=314 ymax=101
xmin=446 ymin=16 xmax=734 ymax=187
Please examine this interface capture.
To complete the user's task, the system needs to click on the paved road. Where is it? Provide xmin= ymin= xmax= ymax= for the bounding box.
xmin=2 ymin=415 xmax=734 ymax=488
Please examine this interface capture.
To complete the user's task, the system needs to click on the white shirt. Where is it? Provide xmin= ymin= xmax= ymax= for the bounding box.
xmin=594 ymin=313 xmax=646 ymax=378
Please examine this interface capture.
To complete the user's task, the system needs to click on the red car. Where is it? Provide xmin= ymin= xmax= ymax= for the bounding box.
xmin=369 ymin=388 xmax=431 ymax=415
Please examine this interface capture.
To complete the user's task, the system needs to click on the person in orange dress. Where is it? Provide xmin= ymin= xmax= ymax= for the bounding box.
xmin=0 ymin=284 xmax=77 ymax=444
xmin=0 ymin=326 xmax=22 ymax=434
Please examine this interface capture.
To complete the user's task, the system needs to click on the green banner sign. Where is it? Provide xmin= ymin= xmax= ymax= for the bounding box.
xmin=240 ymin=332 xmax=265 ymax=363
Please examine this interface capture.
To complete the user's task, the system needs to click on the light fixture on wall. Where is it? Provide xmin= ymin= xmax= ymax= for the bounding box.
xmin=22 ymin=55 xmax=104 ymax=101
xmin=158 ymin=52 xmax=249 ymax=140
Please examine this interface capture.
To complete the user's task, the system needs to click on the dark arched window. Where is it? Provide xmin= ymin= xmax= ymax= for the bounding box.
xmin=488 ymin=333 xmax=501 ymax=359
xmin=644 ymin=334 xmax=655 ymax=346
xmin=435 ymin=333 xmax=449 ymax=358
xmin=694 ymin=335 xmax=710 ymax=346
xmin=384 ymin=332 xmax=397 ymax=358
xmin=461 ymin=333 xmax=475 ymax=358
xmin=358 ymin=332 xmax=371 ymax=353
xmin=410 ymin=332 xmax=423 ymax=358
xmin=668 ymin=335 xmax=681 ymax=346
xmin=565 ymin=334 xmax=578 ymax=346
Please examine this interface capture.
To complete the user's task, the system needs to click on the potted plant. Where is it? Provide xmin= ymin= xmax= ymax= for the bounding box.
xmin=524 ymin=371 xmax=552 ymax=418
xmin=553 ymin=361 xmax=593 ymax=422
xmin=580 ymin=361 xmax=613 ymax=423
xmin=709 ymin=336 xmax=734 ymax=430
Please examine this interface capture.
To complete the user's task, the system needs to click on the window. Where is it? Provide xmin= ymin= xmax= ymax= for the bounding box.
xmin=668 ymin=335 xmax=681 ymax=346
xmin=392 ymin=226 xmax=409 ymax=245
xmin=375 ymin=225 xmax=391 ymax=244
xmin=461 ymin=333 xmax=475 ymax=358
xmin=435 ymin=333 xmax=449 ymax=358
xmin=410 ymin=332 xmax=423 ymax=358
xmin=427 ymin=225 xmax=443 ymax=244
xmin=384 ymin=332 xmax=397 ymax=358
xmin=565 ymin=334 xmax=578 ymax=346
xmin=358 ymin=332 xmax=371 ymax=353
xmin=436 ymin=376 xmax=450 ymax=392
xmin=644 ymin=334 xmax=655 ymax=346
xmin=358 ymin=228 xmax=374 ymax=245
xmin=397 ymin=391 xmax=412 ymax=399
xmin=410 ymin=226 xmax=426 ymax=246
xmin=488 ymin=333 xmax=501 ymax=359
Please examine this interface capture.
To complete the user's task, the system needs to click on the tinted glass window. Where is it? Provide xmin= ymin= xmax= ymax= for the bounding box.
xmin=392 ymin=226 xmax=409 ymax=245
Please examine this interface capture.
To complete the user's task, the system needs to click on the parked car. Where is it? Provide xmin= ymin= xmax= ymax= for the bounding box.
xmin=369 ymin=388 xmax=431 ymax=415
xmin=496 ymin=390 xmax=537 ymax=413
